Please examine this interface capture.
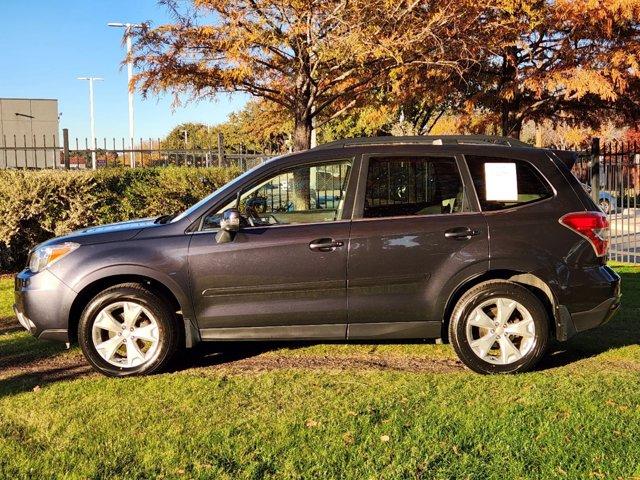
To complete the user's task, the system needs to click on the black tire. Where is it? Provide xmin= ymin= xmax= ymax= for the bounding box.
xmin=78 ymin=283 xmax=180 ymax=377
xmin=449 ymin=280 xmax=549 ymax=374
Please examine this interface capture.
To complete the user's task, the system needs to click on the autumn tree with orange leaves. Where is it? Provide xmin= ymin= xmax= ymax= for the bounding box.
xmin=456 ymin=0 xmax=640 ymax=138
xmin=131 ymin=0 xmax=496 ymax=151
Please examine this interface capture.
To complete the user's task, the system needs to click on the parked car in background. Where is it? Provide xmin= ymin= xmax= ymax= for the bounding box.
xmin=15 ymin=135 xmax=620 ymax=376
xmin=579 ymin=182 xmax=617 ymax=215
xmin=598 ymin=191 xmax=617 ymax=214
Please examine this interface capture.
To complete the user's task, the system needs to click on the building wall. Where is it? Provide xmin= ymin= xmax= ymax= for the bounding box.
xmin=0 ymin=98 xmax=59 ymax=168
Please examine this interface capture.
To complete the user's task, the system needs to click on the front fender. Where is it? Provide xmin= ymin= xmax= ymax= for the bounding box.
xmin=50 ymin=235 xmax=194 ymax=321
xmin=71 ymin=263 xmax=195 ymax=321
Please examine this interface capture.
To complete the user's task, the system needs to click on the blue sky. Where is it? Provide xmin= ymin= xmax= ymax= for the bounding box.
xmin=0 ymin=0 xmax=247 ymax=141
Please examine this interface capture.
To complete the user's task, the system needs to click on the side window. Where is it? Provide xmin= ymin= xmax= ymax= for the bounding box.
xmin=201 ymin=159 xmax=352 ymax=230
xmin=363 ymin=156 xmax=465 ymax=218
xmin=465 ymin=155 xmax=553 ymax=211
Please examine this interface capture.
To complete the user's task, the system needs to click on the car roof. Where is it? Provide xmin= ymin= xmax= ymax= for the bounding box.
xmin=257 ymin=135 xmax=550 ymax=174
xmin=312 ymin=135 xmax=532 ymax=150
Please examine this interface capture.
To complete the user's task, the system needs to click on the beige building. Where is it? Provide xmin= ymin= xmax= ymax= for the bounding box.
xmin=0 ymin=98 xmax=59 ymax=168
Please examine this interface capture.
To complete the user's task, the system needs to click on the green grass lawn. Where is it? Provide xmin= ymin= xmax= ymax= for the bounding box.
xmin=1 ymin=266 xmax=640 ymax=479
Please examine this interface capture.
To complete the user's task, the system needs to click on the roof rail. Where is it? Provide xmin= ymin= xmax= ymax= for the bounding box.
xmin=313 ymin=135 xmax=532 ymax=150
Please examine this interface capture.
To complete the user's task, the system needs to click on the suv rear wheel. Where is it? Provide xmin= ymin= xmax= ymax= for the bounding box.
xmin=78 ymin=283 xmax=179 ymax=377
xmin=449 ymin=280 xmax=549 ymax=374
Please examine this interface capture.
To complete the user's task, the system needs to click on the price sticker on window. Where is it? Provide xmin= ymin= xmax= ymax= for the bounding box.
xmin=485 ymin=163 xmax=518 ymax=201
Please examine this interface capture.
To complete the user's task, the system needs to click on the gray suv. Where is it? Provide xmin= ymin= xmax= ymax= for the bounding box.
xmin=14 ymin=136 xmax=621 ymax=376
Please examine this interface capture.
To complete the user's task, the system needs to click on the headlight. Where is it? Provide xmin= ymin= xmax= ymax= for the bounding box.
xmin=28 ymin=242 xmax=80 ymax=273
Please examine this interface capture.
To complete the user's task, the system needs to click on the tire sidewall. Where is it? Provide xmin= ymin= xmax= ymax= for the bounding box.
xmin=78 ymin=287 xmax=176 ymax=377
xmin=451 ymin=282 xmax=549 ymax=374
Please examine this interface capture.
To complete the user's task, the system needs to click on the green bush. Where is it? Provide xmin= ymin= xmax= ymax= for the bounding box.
xmin=0 ymin=166 xmax=241 ymax=272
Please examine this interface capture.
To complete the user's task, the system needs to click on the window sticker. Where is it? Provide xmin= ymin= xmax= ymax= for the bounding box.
xmin=485 ymin=163 xmax=518 ymax=201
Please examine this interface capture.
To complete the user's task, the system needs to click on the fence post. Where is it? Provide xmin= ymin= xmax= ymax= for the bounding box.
xmin=590 ymin=137 xmax=600 ymax=205
xmin=217 ymin=132 xmax=224 ymax=167
xmin=63 ymin=128 xmax=70 ymax=170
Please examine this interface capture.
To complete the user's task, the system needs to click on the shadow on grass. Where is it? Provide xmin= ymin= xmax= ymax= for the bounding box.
xmin=0 ymin=364 xmax=91 ymax=398
xmin=169 ymin=341 xmax=282 ymax=372
xmin=0 ymin=316 xmax=19 ymax=334
xmin=0 ymin=331 xmax=89 ymax=397
xmin=0 ymin=332 xmax=69 ymax=369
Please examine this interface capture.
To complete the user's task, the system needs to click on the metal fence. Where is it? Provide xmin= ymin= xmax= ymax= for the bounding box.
xmin=0 ymin=129 xmax=277 ymax=171
xmin=572 ymin=140 xmax=640 ymax=264
xmin=3 ymin=129 xmax=640 ymax=263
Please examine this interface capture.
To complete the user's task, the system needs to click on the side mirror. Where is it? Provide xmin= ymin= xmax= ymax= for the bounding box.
xmin=220 ymin=208 xmax=240 ymax=232
xmin=216 ymin=208 xmax=240 ymax=244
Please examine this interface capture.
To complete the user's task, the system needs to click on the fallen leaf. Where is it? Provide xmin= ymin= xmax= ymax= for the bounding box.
xmin=380 ymin=435 xmax=390 ymax=442
xmin=343 ymin=432 xmax=355 ymax=445
xmin=32 ymin=386 xmax=41 ymax=393
xmin=306 ymin=419 xmax=318 ymax=428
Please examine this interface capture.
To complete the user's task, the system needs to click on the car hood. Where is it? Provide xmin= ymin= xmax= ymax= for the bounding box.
xmin=38 ymin=218 xmax=158 ymax=248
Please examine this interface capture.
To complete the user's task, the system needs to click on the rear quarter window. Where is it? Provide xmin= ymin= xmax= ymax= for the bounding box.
xmin=465 ymin=155 xmax=553 ymax=211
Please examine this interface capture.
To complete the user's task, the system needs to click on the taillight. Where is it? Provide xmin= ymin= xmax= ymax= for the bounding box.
xmin=559 ymin=211 xmax=609 ymax=257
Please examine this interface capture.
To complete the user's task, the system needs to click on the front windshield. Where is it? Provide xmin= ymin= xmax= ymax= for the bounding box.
xmin=170 ymin=162 xmax=266 ymax=223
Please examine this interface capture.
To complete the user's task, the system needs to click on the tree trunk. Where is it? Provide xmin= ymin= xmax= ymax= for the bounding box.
xmin=499 ymin=47 xmax=522 ymax=140
xmin=291 ymin=114 xmax=313 ymax=210
xmin=500 ymin=106 xmax=522 ymax=140
xmin=293 ymin=116 xmax=312 ymax=151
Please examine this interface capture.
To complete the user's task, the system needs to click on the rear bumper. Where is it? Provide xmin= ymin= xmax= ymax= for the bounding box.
xmin=556 ymin=265 xmax=621 ymax=341
xmin=14 ymin=269 xmax=75 ymax=342
xmin=571 ymin=296 xmax=621 ymax=332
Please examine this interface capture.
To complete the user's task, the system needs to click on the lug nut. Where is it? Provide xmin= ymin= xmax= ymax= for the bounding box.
xmin=130 ymin=327 xmax=134 ymax=332
xmin=118 ymin=332 xmax=122 ymax=336
xmin=490 ymin=329 xmax=495 ymax=334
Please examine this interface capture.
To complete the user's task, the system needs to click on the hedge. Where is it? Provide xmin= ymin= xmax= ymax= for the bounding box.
xmin=0 ymin=166 xmax=241 ymax=272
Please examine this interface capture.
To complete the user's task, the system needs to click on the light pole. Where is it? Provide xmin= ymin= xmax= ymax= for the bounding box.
xmin=108 ymin=22 xmax=142 ymax=167
xmin=77 ymin=76 xmax=103 ymax=170
xmin=181 ymin=129 xmax=189 ymax=165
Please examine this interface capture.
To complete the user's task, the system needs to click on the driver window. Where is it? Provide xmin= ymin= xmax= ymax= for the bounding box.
xmin=201 ymin=159 xmax=352 ymax=230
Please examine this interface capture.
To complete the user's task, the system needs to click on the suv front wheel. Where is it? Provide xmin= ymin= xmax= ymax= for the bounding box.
xmin=449 ymin=280 xmax=549 ymax=374
xmin=78 ymin=283 xmax=180 ymax=377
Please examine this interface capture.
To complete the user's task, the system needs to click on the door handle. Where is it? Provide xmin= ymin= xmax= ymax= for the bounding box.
xmin=444 ymin=227 xmax=480 ymax=240
xmin=309 ymin=238 xmax=344 ymax=252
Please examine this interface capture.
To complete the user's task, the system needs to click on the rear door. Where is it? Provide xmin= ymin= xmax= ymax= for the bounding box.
xmin=346 ymin=152 xmax=489 ymax=339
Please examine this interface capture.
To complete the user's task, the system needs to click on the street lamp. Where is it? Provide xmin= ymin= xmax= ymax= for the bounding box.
xmin=108 ymin=22 xmax=142 ymax=167
xmin=77 ymin=76 xmax=103 ymax=170
xmin=181 ymin=129 xmax=189 ymax=165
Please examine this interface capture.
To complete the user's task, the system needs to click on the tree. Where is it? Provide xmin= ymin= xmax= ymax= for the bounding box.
xmin=131 ymin=0 xmax=493 ymax=152
xmin=161 ymin=122 xmax=213 ymax=151
xmin=458 ymin=0 xmax=640 ymax=138
xmin=219 ymin=100 xmax=292 ymax=153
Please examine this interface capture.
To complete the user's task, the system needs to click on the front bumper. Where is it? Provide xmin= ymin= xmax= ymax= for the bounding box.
xmin=14 ymin=269 xmax=76 ymax=342
xmin=13 ymin=304 xmax=36 ymax=333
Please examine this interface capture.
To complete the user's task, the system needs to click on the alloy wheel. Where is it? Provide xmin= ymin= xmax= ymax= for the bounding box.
xmin=91 ymin=301 xmax=160 ymax=368
xmin=465 ymin=297 xmax=536 ymax=365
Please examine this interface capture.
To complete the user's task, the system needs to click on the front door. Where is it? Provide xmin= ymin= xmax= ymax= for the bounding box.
xmin=188 ymin=158 xmax=354 ymax=340
xmin=347 ymin=153 xmax=489 ymax=339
